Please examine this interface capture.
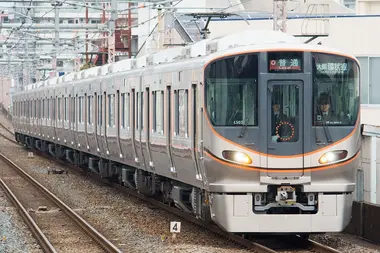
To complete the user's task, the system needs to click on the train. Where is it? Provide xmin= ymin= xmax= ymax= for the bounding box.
xmin=12 ymin=29 xmax=361 ymax=235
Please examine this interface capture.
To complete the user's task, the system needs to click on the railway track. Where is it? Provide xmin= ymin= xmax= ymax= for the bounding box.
xmin=0 ymin=147 xmax=122 ymax=252
xmin=0 ymin=121 xmax=343 ymax=253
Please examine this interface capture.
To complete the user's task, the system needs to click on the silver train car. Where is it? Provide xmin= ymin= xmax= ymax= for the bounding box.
xmin=12 ymin=29 xmax=361 ymax=234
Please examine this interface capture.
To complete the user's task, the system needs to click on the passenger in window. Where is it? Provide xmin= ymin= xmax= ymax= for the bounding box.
xmin=271 ymin=99 xmax=288 ymax=142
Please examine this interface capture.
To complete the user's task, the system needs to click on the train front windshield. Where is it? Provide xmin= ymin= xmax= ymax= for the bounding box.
xmin=205 ymin=54 xmax=259 ymax=127
xmin=205 ymin=52 xmax=360 ymax=129
xmin=312 ymin=53 xmax=360 ymax=126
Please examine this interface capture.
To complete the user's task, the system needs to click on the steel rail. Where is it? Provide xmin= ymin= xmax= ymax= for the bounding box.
xmin=308 ymin=239 xmax=343 ymax=253
xmin=0 ymin=151 xmax=123 ymax=253
xmin=0 ymin=122 xmax=14 ymax=135
xmin=0 ymin=178 xmax=57 ymax=253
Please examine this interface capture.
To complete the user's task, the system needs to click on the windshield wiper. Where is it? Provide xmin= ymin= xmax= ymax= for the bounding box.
xmin=238 ymin=105 xmax=255 ymax=138
xmin=316 ymin=106 xmax=332 ymax=143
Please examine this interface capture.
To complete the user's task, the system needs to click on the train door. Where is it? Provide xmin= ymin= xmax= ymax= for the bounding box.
xmin=94 ymin=92 xmax=100 ymax=153
xmin=102 ymin=91 xmax=109 ymax=155
xmin=191 ymin=83 xmax=202 ymax=181
xmin=131 ymin=88 xmax=139 ymax=164
xmin=96 ymin=93 xmax=103 ymax=154
xmin=134 ymin=88 xmax=147 ymax=170
xmin=143 ymin=87 xmax=153 ymax=169
xmin=166 ymin=85 xmax=175 ymax=174
xmin=267 ymin=81 xmax=304 ymax=177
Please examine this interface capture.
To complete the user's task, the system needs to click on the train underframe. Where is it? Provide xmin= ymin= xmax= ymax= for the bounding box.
xmin=16 ymin=133 xmax=353 ymax=235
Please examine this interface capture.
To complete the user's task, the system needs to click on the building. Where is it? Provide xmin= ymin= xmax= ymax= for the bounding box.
xmin=0 ymin=0 xmax=138 ymax=88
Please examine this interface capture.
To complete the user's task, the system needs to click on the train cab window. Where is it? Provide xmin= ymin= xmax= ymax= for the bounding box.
xmin=108 ymin=94 xmax=115 ymax=127
xmin=312 ymin=53 xmax=359 ymax=126
xmin=205 ymin=53 xmax=258 ymax=126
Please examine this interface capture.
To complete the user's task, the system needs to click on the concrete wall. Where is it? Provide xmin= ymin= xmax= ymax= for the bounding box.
xmin=357 ymin=0 xmax=380 ymax=14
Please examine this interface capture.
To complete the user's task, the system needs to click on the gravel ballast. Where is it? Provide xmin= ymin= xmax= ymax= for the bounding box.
xmin=0 ymin=186 xmax=43 ymax=253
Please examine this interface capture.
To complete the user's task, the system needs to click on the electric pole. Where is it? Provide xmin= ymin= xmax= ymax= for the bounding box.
xmin=273 ymin=0 xmax=288 ymax=33
xmin=51 ymin=0 xmax=63 ymax=77
xmin=108 ymin=0 xmax=117 ymax=64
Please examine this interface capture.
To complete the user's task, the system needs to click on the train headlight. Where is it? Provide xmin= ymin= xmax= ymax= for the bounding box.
xmin=318 ymin=150 xmax=348 ymax=164
xmin=222 ymin=150 xmax=252 ymax=165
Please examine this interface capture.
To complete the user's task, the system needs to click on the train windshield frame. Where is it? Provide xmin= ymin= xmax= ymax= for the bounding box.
xmin=312 ymin=53 xmax=360 ymax=127
xmin=204 ymin=53 xmax=259 ymax=127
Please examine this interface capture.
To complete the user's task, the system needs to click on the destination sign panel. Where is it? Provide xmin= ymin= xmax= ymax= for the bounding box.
xmin=268 ymin=52 xmax=303 ymax=73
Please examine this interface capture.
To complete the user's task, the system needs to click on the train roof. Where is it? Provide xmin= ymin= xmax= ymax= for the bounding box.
xmin=21 ymin=28 xmax=357 ymax=94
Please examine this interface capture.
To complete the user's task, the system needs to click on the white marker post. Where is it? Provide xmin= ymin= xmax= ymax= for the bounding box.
xmin=170 ymin=221 xmax=181 ymax=241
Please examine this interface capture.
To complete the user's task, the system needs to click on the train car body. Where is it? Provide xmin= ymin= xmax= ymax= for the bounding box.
xmin=12 ymin=29 xmax=361 ymax=234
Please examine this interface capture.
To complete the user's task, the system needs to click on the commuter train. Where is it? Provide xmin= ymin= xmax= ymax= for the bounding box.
xmin=12 ymin=29 xmax=361 ymax=234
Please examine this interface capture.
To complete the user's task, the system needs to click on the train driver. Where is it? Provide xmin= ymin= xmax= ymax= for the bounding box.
xmin=317 ymin=92 xmax=340 ymax=124
xmin=271 ymin=99 xmax=288 ymax=142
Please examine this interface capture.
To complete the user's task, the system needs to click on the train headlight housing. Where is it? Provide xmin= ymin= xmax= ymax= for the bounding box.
xmin=318 ymin=150 xmax=348 ymax=164
xmin=222 ymin=150 xmax=252 ymax=165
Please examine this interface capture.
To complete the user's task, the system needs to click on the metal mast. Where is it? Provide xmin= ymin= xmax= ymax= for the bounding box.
xmin=51 ymin=0 xmax=63 ymax=77
xmin=108 ymin=0 xmax=117 ymax=64
xmin=273 ymin=0 xmax=288 ymax=33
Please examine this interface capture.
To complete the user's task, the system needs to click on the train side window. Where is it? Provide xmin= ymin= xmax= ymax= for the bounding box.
xmin=108 ymin=94 xmax=115 ymax=127
xmin=47 ymin=99 xmax=50 ymax=119
xmin=141 ymin=92 xmax=144 ymax=130
xmin=64 ymin=97 xmax=68 ymax=121
xmin=72 ymin=96 xmax=76 ymax=123
xmin=61 ymin=96 xmax=63 ymax=121
xmin=58 ymin=97 xmax=61 ymax=120
xmin=121 ymin=92 xmax=130 ymax=129
xmin=88 ymin=95 xmax=93 ymax=125
xmin=152 ymin=91 xmax=156 ymax=132
xmin=42 ymin=99 xmax=45 ymax=119
xmin=154 ymin=90 xmax=164 ymax=134
xmin=79 ymin=96 xmax=84 ymax=123
xmin=52 ymin=98 xmax=56 ymax=121
xmin=174 ymin=90 xmax=179 ymax=135
xmin=121 ymin=93 xmax=125 ymax=128
xmin=98 ymin=95 xmax=102 ymax=126
xmin=136 ymin=92 xmax=139 ymax=130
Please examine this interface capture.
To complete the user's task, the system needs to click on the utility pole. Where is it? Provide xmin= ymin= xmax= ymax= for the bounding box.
xmin=24 ymin=32 xmax=30 ymax=86
xmin=51 ymin=0 xmax=62 ymax=77
xmin=85 ymin=0 xmax=89 ymax=64
xmin=128 ymin=2 xmax=132 ymax=58
xmin=273 ymin=0 xmax=288 ymax=33
xmin=157 ymin=4 xmax=164 ymax=51
xmin=108 ymin=0 xmax=117 ymax=64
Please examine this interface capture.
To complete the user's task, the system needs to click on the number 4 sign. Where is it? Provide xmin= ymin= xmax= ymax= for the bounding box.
xmin=170 ymin=221 xmax=181 ymax=233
